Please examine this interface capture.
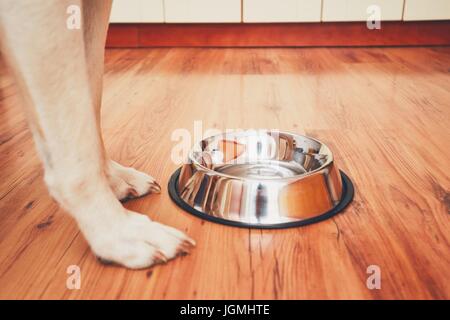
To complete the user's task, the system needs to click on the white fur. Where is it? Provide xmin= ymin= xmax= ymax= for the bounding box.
xmin=107 ymin=160 xmax=161 ymax=201
xmin=0 ymin=0 xmax=194 ymax=269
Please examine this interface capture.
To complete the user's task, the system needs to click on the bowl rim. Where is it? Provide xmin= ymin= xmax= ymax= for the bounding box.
xmin=169 ymin=167 xmax=354 ymax=229
xmin=187 ymin=130 xmax=335 ymax=182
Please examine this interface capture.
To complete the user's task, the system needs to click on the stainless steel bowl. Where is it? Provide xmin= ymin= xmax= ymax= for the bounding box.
xmin=169 ymin=130 xmax=353 ymax=228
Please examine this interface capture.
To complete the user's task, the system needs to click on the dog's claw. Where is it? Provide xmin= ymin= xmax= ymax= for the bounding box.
xmin=149 ymin=180 xmax=161 ymax=193
xmin=127 ymin=187 xmax=140 ymax=198
xmin=154 ymin=250 xmax=168 ymax=264
xmin=178 ymin=239 xmax=196 ymax=255
xmin=108 ymin=161 xmax=161 ymax=200
xmin=185 ymin=238 xmax=196 ymax=247
xmin=176 ymin=242 xmax=192 ymax=256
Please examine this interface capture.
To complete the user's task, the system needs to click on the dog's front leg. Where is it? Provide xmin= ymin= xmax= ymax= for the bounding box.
xmin=81 ymin=0 xmax=162 ymax=202
xmin=0 ymin=0 xmax=193 ymax=268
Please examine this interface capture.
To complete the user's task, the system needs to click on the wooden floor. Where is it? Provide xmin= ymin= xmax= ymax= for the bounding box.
xmin=0 ymin=47 xmax=449 ymax=300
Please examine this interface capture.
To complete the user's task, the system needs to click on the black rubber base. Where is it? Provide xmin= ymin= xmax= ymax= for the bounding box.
xmin=168 ymin=168 xmax=354 ymax=229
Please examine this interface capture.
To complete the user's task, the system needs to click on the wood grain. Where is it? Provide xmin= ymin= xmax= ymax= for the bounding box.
xmin=0 ymin=47 xmax=449 ymax=299
xmin=106 ymin=21 xmax=450 ymax=48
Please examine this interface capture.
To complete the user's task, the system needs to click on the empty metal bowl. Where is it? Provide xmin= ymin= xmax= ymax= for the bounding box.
xmin=168 ymin=130 xmax=354 ymax=228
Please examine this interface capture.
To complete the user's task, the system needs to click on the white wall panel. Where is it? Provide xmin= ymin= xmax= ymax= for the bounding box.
xmin=322 ymin=0 xmax=404 ymax=22
xmin=164 ymin=0 xmax=241 ymax=23
xmin=110 ymin=0 xmax=448 ymax=23
xmin=403 ymin=0 xmax=450 ymax=21
xmin=110 ymin=0 xmax=164 ymax=23
xmin=243 ymin=0 xmax=322 ymax=23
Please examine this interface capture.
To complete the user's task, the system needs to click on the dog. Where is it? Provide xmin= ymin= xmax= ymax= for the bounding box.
xmin=0 ymin=0 xmax=194 ymax=268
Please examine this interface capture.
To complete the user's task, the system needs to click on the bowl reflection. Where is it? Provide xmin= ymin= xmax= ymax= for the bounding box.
xmin=174 ymin=130 xmax=347 ymax=227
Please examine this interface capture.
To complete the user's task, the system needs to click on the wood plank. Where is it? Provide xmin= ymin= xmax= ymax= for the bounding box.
xmin=0 ymin=47 xmax=449 ymax=299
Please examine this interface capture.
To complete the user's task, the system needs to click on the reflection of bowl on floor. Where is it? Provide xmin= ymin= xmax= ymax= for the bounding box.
xmin=169 ymin=130 xmax=354 ymax=228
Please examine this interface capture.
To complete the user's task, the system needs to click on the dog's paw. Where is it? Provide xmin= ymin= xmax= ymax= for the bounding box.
xmin=90 ymin=211 xmax=195 ymax=269
xmin=107 ymin=160 xmax=161 ymax=201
